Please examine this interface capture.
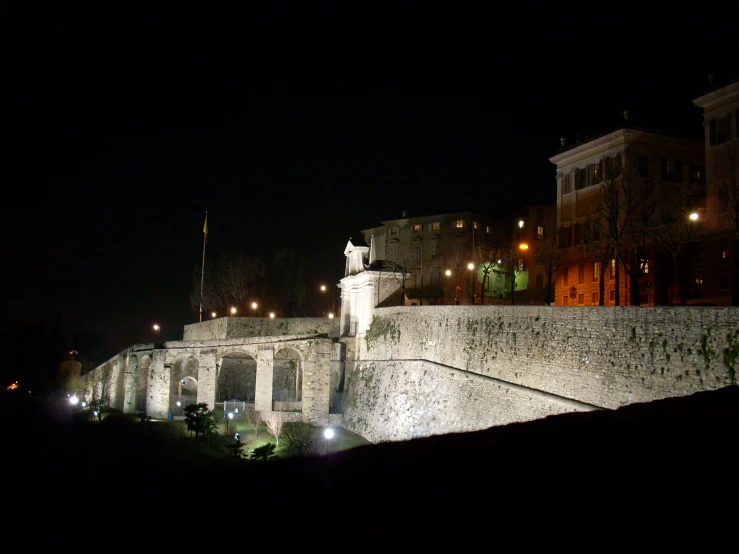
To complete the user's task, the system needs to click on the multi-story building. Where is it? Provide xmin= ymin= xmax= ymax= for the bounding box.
xmin=549 ymin=123 xmax=705 ymax=306
xmin=508 ymin=204 xmax=558 ymax=304
xmin=692 ymin=80 xmax=739 ymax=305
xmin=361 ymin=211 xmax=501 ymax=305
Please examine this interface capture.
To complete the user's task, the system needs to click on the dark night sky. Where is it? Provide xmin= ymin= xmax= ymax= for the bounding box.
xmin=4 ymin=6 xmax=738 ymax=369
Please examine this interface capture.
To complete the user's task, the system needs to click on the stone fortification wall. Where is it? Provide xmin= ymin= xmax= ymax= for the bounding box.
xmin=342 ymin=306 xmax=738 ymax=441
xmin=183 ymin=317 xmax=333 ymax=341
xmin=342 ymin=360 xmax=598 ymax=443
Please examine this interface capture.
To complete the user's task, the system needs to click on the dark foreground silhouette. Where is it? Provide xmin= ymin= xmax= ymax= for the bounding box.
xmin=5 ymin=386 xmax=738 ymax=549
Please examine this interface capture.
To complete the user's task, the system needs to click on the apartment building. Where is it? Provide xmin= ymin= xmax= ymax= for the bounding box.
xmin=549 ymin=125 xmax=705 ymax=306
xmin=361 ymin=211 xmax=501 ymax=305
xmin=692 ymin=80 xmax=739 ymax=305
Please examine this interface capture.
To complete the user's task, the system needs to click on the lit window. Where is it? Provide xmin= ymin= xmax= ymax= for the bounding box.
xmin=432 ymin=222 xmax=440 ymax=231
xmin=413 ymin=224 xmax=422 ymax=232
xmin=640 ymin=259 xmax=649 ymax=275
xmin=390 ymin=226 xmax=399 ymax=236
xmin=610 ymin=259 xmax=616 ymax=280
xmin=473 ymin=221 xmax=478 ymax=229
xmin=536 ymin=225 xmax=544 ymax=239
xmin=486 ymin=225 xmax=491 ymax=234
xmin=593 ymin=262 xmax=600 ymax=282
xmin=455 ymin=220 xmax=465 ymax=228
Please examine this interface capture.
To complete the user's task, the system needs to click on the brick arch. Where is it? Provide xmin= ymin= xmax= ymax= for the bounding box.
xmin=170 ymin=352 xmax=200 ymax=415
xmin=273 ymin=346 xmax=304 ymax=405
xmin=217 ymin=350 xmax=258 ymax=403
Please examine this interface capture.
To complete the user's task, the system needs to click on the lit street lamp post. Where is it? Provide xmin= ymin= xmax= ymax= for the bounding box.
xmin=153 ymin=324 xmax=160 ymax=338
xmin=323 ymin=427 xmax=334 ymax=454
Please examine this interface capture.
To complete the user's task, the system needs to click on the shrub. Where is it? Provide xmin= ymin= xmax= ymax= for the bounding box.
xmin=250 ymin=443 xmax=276 ymax=461
xmin=282 ymin=422 xmax=315 ymax=457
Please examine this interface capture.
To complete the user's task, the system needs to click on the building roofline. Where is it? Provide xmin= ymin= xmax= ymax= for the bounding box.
xmin=692 ymin=81 xmax=739 ymax=109
xmin=549 ymin=126 xmax=701 ymax=165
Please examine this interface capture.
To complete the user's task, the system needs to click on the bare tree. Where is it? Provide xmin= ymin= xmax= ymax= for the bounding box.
xmin=653 ymin=179 xmax=707 ymax=305
xmin=191 ymin=252 xmax=265 ymax=315
xmin=534 ymin=220 xmax=560 ymax=305
xmin=716 ymin=142 xmax=739 ymax=305
xmin=499 ymin=240 xmax=527 ymax=305
xmin=583 ymin=215 xmax=617 ymax=306
xmin=386 ymin=244 xmax=416 ymax=306
xmin=471 ymin=245 xmax=498 ymax=305
xmin=244 ymin=407 xmax=262 ymax=440
xmin=265 ymin=411 xmax=286 ymax=446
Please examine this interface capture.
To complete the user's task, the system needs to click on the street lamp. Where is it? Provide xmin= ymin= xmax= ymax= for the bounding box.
xmin=324 ymin=427 xmax=334 ymax=454
xmin=269 ymin=312 xmax=275 ymax=319
xmin=319 ymin=284 xmax=335 ymax=315
xmin=689 ymin=212 xmax=699 ymax=221
xmin=226 ymin=412 xmax=233 ymax=434
xmin=251 ymin=301 xmax=259 ymax=316
xmin=328 ymin=313 xmax=334 ymax=319
xmin=153 ymin=324 xmax=160 ymax=338
xmin=211 ymin=311 xmax=217 ymax=318
xmin=468 ymin=263 xmax=475 ymax=304
xmin=230 ymin=307 xmax=237 ymax=316
xmin=445 ymin=269 xmax=452 ymax=276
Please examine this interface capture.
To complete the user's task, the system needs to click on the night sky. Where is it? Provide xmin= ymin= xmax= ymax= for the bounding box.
xmin=5 ymin=7 xmax=738 ymax=373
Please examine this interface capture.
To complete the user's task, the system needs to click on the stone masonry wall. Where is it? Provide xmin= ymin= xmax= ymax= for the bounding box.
xmin=183 ymin=317 xmax=332 ymax=341
xmin=342 ymin=360 xmax=598 ymax=443
xmin=349 ymin=306 xmax=738 ymax=429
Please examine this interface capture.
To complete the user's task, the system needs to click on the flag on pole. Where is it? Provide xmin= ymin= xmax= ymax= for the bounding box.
xmin=203 ymin=213 xmax=208 ymax=243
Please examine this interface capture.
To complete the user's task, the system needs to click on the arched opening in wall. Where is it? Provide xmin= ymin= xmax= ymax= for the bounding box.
xmin=217 ymin=352 xmax=257 ymax=405
xmin=273 ymin=348 xmax=301 ymax=412
xmin=170 ymin=354 xmax=199 ymax=417
xmin=136 ymin=355 xmax=152 ymax=412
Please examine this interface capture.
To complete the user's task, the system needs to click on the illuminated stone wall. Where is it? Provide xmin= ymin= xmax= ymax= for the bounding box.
xmin=183 ymin=317 xmax=334 ymax=341
xmin=341 ymin=305 xmax=738 ymax=442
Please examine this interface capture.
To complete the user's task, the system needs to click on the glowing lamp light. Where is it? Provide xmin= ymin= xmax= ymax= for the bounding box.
xmin=251 ymin=302 xmax=258 ymax=309
xmin=689 ymin=212 xmax=699 ymax=221
xmin=153 ymin=324 xmax=160 ymax=332
xmin=497 ymin=259 xmax=502 ymax=264
xmin=324 ymin=428 xmax=334 ymax=439
xmin=269 ymin=312 xmax=275 ymax=319
xmin=211 ymin=311 xmax=217 ymax=318
xmin=227 ymin=412 xmax=234 ymax=420
xmin=445 ymin=269 xmax=452 ymax=276
xmin=519 ymin=243 xmax=529 ymax=251
xmin=69 ymin=395 xmax=79 ymax=406
xmin=176 ymin=401 xmax=181 ymax=407
xmin=230 ymin=307 xmax=237 ymax=315
xmin=328 ymin=313 xmax=334 ymax=319
xmin=81 ymin=401 xmax=87 ymax=407
xmin=467 ymin=263 xmax=474 ymax=270
xmin=320 ymin=285 xmax=327 ymax=291
xmin=518 ymin=220 xmax=524 ymax=228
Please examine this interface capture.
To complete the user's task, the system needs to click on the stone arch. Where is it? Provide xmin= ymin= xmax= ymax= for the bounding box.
xmin=273 ymin=346 xmax=303 ymax=407
xmin=136 ymin=355 xmax=152 ymax=412
xmin=217 ymin=350 xmax=257 ymax=403
xmin=170 ymin=353 xmax=199 ymax=416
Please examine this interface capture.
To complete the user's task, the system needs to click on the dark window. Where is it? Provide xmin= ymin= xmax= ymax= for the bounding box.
xmin=609 ymin=289 xmax=616 ymax=302
xmin=637 ymin=155 xmax=649 ymax=178
xmin=709 ymin=114 xmax=731 ymax=146
xmin=559 ymin=226 xmax=572 ymax=248
xmin=690 ymin=163 xmax=706 ymax=186
xmin=563 ymin=266 xmax=569 ymax=286
xmin=578 ymin=293 xmax=584 ymax=305
xmin=719 ymin=271 xmax=729 ymax=289
xmin=662 ymin=159 xmax=682 ymax=182
xmin=536 ymin=273 xmax=543 ymax=288
xmin=573 ymin=222 xmax=584 ymax=245
xmin=592 ymin=291 xmax=599 ymax=305
xmin=604 ymin=154 xmax=623 ymax=180
xmin=591 ymin=162 xmax=602 ymax=185
xmin=575 ymin=168 xmax=586 ymax=190
xmin=578 ymin=264 xmax=585 ymax=284
xmin=562 ymin=296 xmax=568 ymax=305
xmin=563 ymin=173 xmax=572 ymax=194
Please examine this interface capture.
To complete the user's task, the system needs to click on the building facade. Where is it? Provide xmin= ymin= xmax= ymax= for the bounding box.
xmin=361 ymin=211 xmax=501 ymax=306
xmin=692 ymin=80 xmax=739 ymax=305
xmin=550 ymin=126 xmax=705 ymax=306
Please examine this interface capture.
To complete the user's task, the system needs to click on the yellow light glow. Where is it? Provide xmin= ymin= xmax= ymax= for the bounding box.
xmin=251 ymin=302 xmax=258 ymax=309
xmin=269 ymin=312 xmax=275 ymax=318
xmin=153 ymin=324 xmax=160 ymax=331
xmin=518 ymin=220 xmax=524 ymax=228
xmin=445 ymin=269 xmax=452 ymax=276
xmin=230 ymin=307 xmax=237 ymax=315
xmin=320 ymin=285 xmax=326 ymax=291
xmin=7 ymin=382 xmax=18 ymax=391
xmin=519 ymin=243 xmax=529 ymax=250
xmin=328 ymin=313 xmax=334 ymax=319
xmin=467 ymin=263 xmax=474 ymax=270
xmin=211 ymin=312 xmax=217 ymax=318
xmin=689 ymin=212 xmax=699 ymax=221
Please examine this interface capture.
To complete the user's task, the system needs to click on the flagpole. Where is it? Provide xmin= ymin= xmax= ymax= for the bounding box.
xmin=200 ymin=211 xmax=208 ymax=322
